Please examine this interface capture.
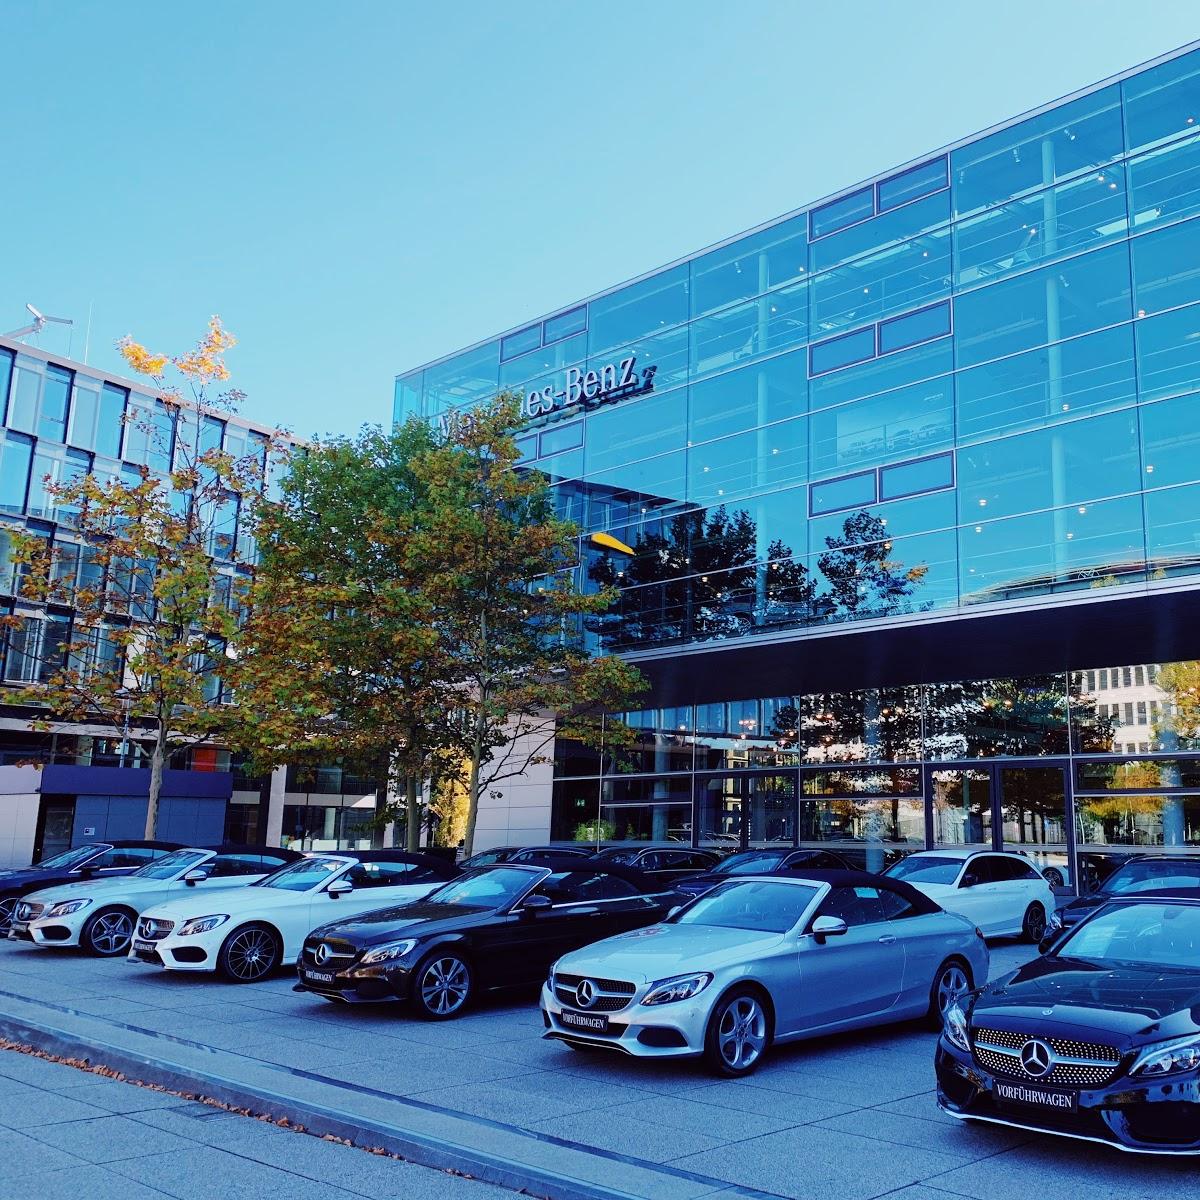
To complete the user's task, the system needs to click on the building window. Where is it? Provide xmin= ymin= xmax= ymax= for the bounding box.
xmin=810 ymin=469 xmax=877 ymax=516
xmin=500 ymin=325 xmax=541 ymax=362
xmin=0 ymin=434 xmax=34 ymax=514
xmin=40 ymin=365 xmax=72 ymax=442
xmin=809 ymin=326 xmax=875 ymax=376
xmin=539 ymin=421 xmax=583 ymax=457
xmin=809 ymin=186 xmax=874 ymax=240
xmin=876 ymin=157 xmax=949 ymax=212
xmin=543 ymin=306 xmax=587 ymax=344
xmin=1122 ymin=666 xmax=1133 ymax=687
xmin=877 ymin=302 xmax=951 ymax=355
xmin=1137 ymin=701 xmax=1148 ymax=725
xmin=0 ymin=349 xmax=13 ymax=424
xmin=1099 ymin=668 xmax=1109 ymax=689
xmin=878 ymin=451 xmax=954 ymax=501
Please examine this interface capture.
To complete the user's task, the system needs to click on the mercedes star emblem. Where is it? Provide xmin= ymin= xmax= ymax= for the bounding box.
xmin=575 ymin=979 xmax=596 ymax=1009
xmin=1019 ymin=1038 xmax=1054 ymax=1078
xmin=314 ymin=943 xmax=331 ymax=966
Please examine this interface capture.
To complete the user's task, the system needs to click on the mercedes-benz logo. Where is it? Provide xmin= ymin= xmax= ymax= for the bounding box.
xmin=575 ymin=979 xmax=596 ymax=1009
xmin=314 ymin=943 xmax=331 ymax=966
xmin=1019 ymin=1038 xmax=1053 ymax=1078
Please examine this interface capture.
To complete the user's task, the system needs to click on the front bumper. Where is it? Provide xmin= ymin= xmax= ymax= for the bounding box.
xmin=937 ymin=1036 xmax=1200 ymax=1154
xmin=18 ymin=913 xmax=85 ymax=947
xmin=129 ymin=929 xmax=219 ymax=971
xmin=293 ymin=958 xmax=415 ymax=1003
xmin=539 ymin=980 xmax=708 ymax=1059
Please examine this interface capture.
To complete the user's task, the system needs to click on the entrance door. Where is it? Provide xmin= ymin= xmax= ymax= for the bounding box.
xmin=695 ymin=773 xmax=797 ymax=852
xmin=926 ymin=761 xmax=1074 ymax=890
xmin=33 ymin=798 xmax=76 ymax=864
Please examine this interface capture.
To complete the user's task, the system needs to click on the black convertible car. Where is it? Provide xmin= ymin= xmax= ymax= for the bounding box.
xmin=938 ymin=894 xmax=1200 ymax=1152
xmin=295 ymin=860 xmax=680 ymax=1018
xmin=671 ymin=847 xmax=854 ymax=899
xmin=1044 ymin=854 xmax=1200 ymax=938
xmin=0 ymin=841 xmax=182 ymax=935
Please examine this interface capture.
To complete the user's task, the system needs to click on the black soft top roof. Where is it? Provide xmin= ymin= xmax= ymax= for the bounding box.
xmin=475 ymin=855 xmax=671 ymax=892
xmin=309 ymin=849 xmax=459 ymax=877
xmin=202 ymin=844 xmax=306 ymax=861
xmin=736 ymin=867 xmax=944 ymax=916
xmin=97 ymin=840 xmax=185 ymax=851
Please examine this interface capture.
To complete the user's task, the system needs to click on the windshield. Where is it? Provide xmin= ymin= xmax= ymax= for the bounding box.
xmin=131 ymin=850 xmax=208 ymax=880
xmin=1103 ymin=859 xmax=1200 ymax=895
xmin=35 ymin=845 xmax=109 ymax=870
xmin=1058 ymin=902 xmax=1200 ymax=970
xmin=258 ymin=856 xmax=349 ymax=892
xmin=884 ymin=855 xmax=963 ymax=885
xmin=423 ymin=867 xmax=537 ymax=908
xmin=596 ymin=848 xmax=640 ymax=865
xmin=460 ymin=849 xmax=508 ymax=869
xmin=674 ymin=880 xmax=820 ymax=933
xmin=712 ymin=850 xmax=788 ymax=876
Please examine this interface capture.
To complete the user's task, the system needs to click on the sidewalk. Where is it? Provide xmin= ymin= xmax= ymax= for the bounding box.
xmin=0 ymin=1044 xmax=517 ymax=1200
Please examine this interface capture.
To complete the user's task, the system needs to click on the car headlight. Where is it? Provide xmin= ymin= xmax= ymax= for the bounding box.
xmin=1132 ymin=1035 xmax=1200 ymax=1078
xmin=640 ymin=972 xmax=713 ymax=1006
xmin=943 ymin=1001 xmax=971 ymax=1052
xmin=360 ymin=939 xmax=417 ymax=965
xmin=47 ymin=899 xmax=91 ymax=917
xmin=178 ymin=915 xmax=229 ymax=937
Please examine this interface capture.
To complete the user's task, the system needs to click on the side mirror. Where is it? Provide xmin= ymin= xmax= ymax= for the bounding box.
xmin=327 ymin=878 xmax=353 ymax=898
xmin=521 ymin=894 xmax=552 ymax=917
xmin=183 ymin=868 xmax=210 ymax=886
xmin=959 ymin=873 xmax=980 ymax=889
xmin=811 ymin=915 xmax=848 ymax=944
xmin=79 ymin=866 xmax=97 ymax=879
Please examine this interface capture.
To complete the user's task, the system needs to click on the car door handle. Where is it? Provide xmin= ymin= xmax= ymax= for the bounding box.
xmin=877 ymin=934 xmax=898 ymax=945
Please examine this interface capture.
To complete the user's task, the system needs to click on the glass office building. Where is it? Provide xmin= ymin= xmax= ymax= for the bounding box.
xmin=396 ymin=43 xmax=1200 ymax=882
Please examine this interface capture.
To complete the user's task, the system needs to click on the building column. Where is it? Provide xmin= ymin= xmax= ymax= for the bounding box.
xmin=265 ymin=765 xmax=286 ymax=847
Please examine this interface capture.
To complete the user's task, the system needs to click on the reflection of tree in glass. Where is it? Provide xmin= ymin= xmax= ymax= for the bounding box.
xmin=817 ymin=511 xmax=929 ymax=620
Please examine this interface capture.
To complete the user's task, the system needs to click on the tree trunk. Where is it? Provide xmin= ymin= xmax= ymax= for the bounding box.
xmin=405 ymin=775 xmax=421 ymax=851
xmin=144 ymin=733 xmax=165 ymax=840
xmin=463 ymin=709 xmax=485 ymax=857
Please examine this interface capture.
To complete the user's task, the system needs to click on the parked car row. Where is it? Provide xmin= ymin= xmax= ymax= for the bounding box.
xmin=6 ymin=839 xmax=1199 ymax=1154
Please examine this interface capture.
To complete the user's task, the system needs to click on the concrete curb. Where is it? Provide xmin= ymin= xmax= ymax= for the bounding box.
xmin=0 ymin=1004 xmax=769 ymax=1200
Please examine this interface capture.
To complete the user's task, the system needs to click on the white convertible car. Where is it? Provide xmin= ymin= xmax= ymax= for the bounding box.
xmin=130 ymin=850 xmax=458 ymax=982
xmin=9 ymin=846 xmax=302 ymax=956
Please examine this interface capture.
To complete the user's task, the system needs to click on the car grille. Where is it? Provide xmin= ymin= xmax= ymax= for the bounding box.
xmin=136 ymin=917 xmax=175 ymax=941
xmin=553 ymin=973 xmax=637 ymax=1013
xmin=302 ymin=937 xmax=358 ymax=966
xmin=15 ymin=901 xmax=44 ymax=921
xmin=973 ymin=1026 xmax=1122 ymax=1087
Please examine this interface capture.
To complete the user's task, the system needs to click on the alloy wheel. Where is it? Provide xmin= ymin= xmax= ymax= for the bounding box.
xmin=419 ymin=956 xmax=471 ymax=1016
xmin=224 ymin=927 xmax=278 ymax=981
xmin=89 ymin=911 xmax=133 ymax=955
xmin=0 ymin=897 xmax=15 ymax=936
xmin=1023 ymin=903 xmax=1047 ymax=943
xmin=716 ymin=995 xmax=767 ymax=1071
xmin=936 ymin=963 xmax=969 ymax=1017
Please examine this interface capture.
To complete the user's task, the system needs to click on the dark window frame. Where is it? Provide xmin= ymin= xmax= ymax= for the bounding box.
xmin=808 ymin=467 xmax=878 ymax=517
xmin=878 ymin=450 xmax=956 ymax=502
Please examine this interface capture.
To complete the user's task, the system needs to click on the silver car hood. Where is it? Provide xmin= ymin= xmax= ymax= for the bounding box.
xmin=556 ymin=922 xmax=786 ymax=984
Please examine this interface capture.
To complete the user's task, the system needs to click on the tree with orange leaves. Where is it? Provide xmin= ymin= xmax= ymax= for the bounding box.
xmin=5 ymin=319 xmax=283 ymax=838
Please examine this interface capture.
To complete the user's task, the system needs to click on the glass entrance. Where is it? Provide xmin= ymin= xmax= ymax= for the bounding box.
xmin=695 ymin=773 xmax=797 ymax=851
xmin=34 ymin=798 xmax=75 ymax=863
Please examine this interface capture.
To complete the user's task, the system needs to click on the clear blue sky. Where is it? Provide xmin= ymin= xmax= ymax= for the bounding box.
xmin=4 ymin=2 xmax=1197 ymax=440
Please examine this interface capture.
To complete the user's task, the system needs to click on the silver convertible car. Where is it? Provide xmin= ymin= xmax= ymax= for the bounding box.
xmin=541 ymin=869 xmax=989 ymax=1076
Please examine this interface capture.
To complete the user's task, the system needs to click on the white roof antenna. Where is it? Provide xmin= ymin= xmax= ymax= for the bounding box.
xmin=4 ymin=303 xmax=74 ymax=342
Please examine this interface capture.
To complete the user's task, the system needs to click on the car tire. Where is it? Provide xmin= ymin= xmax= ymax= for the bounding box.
xmin=703 ymin=986 xmax=773 ymax=1077
xmin=81 ymin=907 xmax=137 ymax=957
xmin=1021 ymin=902 xmax=1047 ymax=944
xmin=0 ymin=896 xmax=16 ymax=937
xmin=217 ymin=923 xmax=281 ymax=982
xmin=927 ymin=958 xmax=972 ymax=1028
xmin=411 ymin=951 xmax=473 ymax=1020
xmin=1042 ymin=868 xmax=1065 ymax=889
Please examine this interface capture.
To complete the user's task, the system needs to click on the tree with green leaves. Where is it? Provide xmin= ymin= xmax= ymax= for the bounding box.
xmin=5 ymin=320 xmax=275 ymax=838
xmin=233 ymin=395 xmax=646 ymax=855
xmin=401 ymin=396 xmax=646 ymax=855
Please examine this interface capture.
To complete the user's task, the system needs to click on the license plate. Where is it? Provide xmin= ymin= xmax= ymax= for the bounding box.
xmin=132 ymin=939 xmax=156 ymax=957
xmin=10 ymin=922 xmax=27 ymax=936
xmin=994 ymin=1080 xmax=1078 ymax=1113
xmin=301 ymin=968 xmax=336 ymax=985
xmin=560 ymin=1008 xmax=609 ymax=1034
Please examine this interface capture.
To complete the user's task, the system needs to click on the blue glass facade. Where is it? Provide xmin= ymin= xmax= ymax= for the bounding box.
xmin=398 ymin=45 xmax=1200 ymax=878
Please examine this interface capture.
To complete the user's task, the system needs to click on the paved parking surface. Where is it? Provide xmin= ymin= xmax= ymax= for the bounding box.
xmin=0 ymin=937 xmax=1197 ymax=1199
xmin=0 ymin=1044 xmax=515 ymax=1200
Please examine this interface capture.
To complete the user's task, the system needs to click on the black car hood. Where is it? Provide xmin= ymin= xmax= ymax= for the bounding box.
xmin=1059 ymin=892 xmax=1111 ymax=922
xmin=310 ymin=901 xmax=499 ymax=947
xmin=972 ymin=955 xmax=1200 ymax=1046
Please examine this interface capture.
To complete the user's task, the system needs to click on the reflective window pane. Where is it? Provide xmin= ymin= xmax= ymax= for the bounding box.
xmin=1123 ymin=48 xmax=1200 ymax=155
xmin=687 ymin=349 xmax=807 ymax=445
xmin=543 ymin=305 xmax=587 ymax=344
xmin=1135 ymin=301 xmax=1200 ymax=401
xmin=1131 ymin=216 xmax=1200 ymax=316
xmin=810 ymin=186 xmax=873 ymax=240
xmin=1128 ymin=131 xmax=1200 ymax=231
xmin=878 ymin=301 xmax=951 ymax=354
xmin=810 ymin=470 xmax=876 ymax=515
xmin=690 ymin=217 xmax=808 ymax=318
xmin=879 ymin=452 xmax=953 ymax=501
xmin=588 ymin=265 xmax=689 ymax=356
xmin=877 ymin=158 xmax=948 ymax=212
xmin=1141 ymin=393 xmax=1200 ymax=488
xmin=809 ymin=326 xmax=875 ymax=376
xmin=500 ymin=325 xmax=540 ymax=362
